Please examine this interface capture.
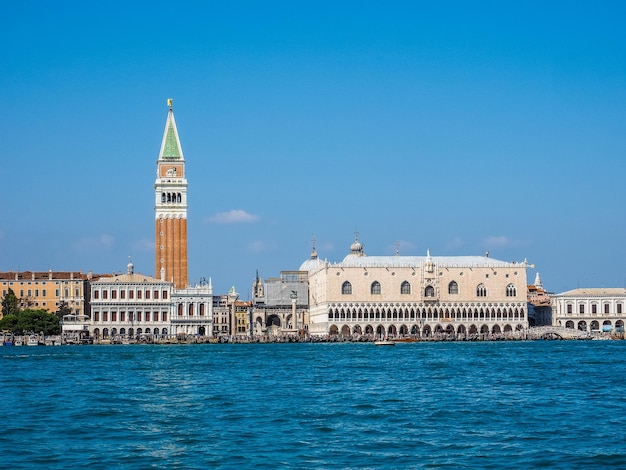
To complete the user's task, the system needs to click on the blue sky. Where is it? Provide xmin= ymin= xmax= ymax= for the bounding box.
xmin=2 ymin=1 xmax=625 ymax=297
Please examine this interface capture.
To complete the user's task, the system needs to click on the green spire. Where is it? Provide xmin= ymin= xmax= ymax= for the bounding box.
xmin=159 ymin=100 xmax=184 ymax=160
xmin=162 ymin=118 xmax=181 ymax=158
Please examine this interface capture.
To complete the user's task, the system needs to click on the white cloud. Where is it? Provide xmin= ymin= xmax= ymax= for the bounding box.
xmin=132 ymin=238 xmax=155 ymax=251
xmin=247 ymin=241 xmax=266 ymax=253
xmin=206 ymin=209 xmax=260 ymax=224
xmin=484 ymin=236 xmax=510 ymax=248
xmin=72 ymin=234 xmax=115 ymax=252
xmin=445 ymin=237 xmax=465 ymax=252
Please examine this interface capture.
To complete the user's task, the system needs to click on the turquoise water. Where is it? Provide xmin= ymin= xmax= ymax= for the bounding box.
xmin=2 ymin=341 xmax=625 ymax=469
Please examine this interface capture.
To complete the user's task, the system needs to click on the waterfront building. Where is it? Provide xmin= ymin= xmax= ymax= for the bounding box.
xmin=252 ymin=271 xmax=309 ymax=336
xmin=155 ymin=99 xmax=188 ymax=289
xmin=170 ymin=278 xmax=213 ymax=337
xmin=551 ymin=288 xmax=626 ymax=333
xmin=212 ymin=294 xmax=231 ymax=337
xmin=0 ymin=270 xmax=99 ymax=318
xmin=89 ymin=260 xmax=173 ymax=339
xmin=527 ymin=272 xmax=552 ymax=326
xmin=303 ymin=235 xmax=531 ymax=338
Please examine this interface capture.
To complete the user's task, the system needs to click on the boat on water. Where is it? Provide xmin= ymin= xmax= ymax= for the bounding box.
xmin=14 ymin=340 xmax=23 ymax=346
xmin=374 ymin=340 xmax=396 ymax=346
xmin=26 ymin=335 xmax=39 ymax=346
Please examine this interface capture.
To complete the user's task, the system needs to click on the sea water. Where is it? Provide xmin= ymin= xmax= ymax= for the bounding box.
xmin=1 ymin=341 xmax=625 ymax=469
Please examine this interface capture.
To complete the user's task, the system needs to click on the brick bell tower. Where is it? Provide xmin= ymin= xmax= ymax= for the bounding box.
xmin=155 ymin=99 xmax=188 ymax=289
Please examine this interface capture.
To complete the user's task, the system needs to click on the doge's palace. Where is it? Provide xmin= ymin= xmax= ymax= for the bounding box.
xmin=303 ymin=236 xmax=530 ymax=338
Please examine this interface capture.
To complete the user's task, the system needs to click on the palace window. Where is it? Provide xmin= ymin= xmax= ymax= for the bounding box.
xmin=162 ymin=291 xmax=168 ymax=300
xmin=592 ymin=304 xmax=597 ymax=314
xmin=506 ymin=284 xmax=516 ymax=297
xmin=476 ymin=284 xmax=487 ymax=297
xmin=567 ymin=304 xmax=572 ymax=314
xmin=618 ymin=303 xmax=623 ymax=314
xmin=425 ymin=285 xmax=435 ymax=297
xmin=342 ymin=281 xmax=352 ymax=295
xmin=401 ymin=281 xmax=411 ymax=295
xmin=604 ymin=304 xmax=609 ymax=314
xmin=579 ymin=304 xmax=585 ymax=314
xmin=94 ymin=290 xmax=99 ymax=299
xmin=371 ymin=281 xmax=381 ymax=295
xmin=448 ymin=281 xmax=459 ymax=295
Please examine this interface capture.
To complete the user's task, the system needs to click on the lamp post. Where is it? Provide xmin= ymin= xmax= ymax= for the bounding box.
xmin=227 ymin=286 xmax=239 ymax=339
xmin=290 ymin=290 xmax=298 ymax=333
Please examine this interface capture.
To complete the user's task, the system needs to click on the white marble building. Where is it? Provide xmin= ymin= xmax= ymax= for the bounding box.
xmin=303 ymin=236 xmax=531 ymax=338
xmin=87 ymin=260 xmax=213 ymax=340
xmin=551 ymin=288 xmax=626 ymax=333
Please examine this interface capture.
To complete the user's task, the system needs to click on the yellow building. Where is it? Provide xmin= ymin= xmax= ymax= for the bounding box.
xmin=0 ymin=270 xmax=98 ymax=318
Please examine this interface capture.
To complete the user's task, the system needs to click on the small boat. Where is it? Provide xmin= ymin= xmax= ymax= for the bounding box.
xmin=374 ymin=340 xmax=396 ymax=346
xmin=14 ymin=340 xmax=23 ymax=347
xmin=27 ymin=335 xmax=39 ymax=346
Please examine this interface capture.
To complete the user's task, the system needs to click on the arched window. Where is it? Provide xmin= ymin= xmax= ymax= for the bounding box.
xmin=342 ymin=281 xmax=352 ymax=295
xmin=401 ymin=281 xmax=411 ymax=294
xmin=476 ymin=284 xmax=487 ymax=297
xmin=161 ymin=193 xmax=166 ymax=202
xmin=506 ymin=284 xmax=516 ymax=297
xmin=448 ymin=281 xmax=459 ymax=295
xmin=425 ymin=285 xmax=435 ymax=297
xmin=371 ymin=281 xmax=381 ymax=295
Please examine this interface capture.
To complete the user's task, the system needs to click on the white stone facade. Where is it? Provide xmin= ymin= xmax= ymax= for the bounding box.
xmin=88 ymin=262 xmax=213 ymax=340
xmin=551 ymin=288 xmax=626 ymax=333
xmin=305 ymin=238 xmax=530 ymax=338
xmin=90 ymin=270 xmax=173 ymax=339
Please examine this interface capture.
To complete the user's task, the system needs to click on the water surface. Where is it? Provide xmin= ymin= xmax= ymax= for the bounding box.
xmin=2 ymin=341 xmax=625 ymax=468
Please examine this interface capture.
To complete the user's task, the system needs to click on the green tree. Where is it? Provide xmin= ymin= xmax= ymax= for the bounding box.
xmin=54 ymin=301 xmax=72 ymax=322
xmin=0 ymin=314 xmax=19 ymax=332
xmin=17 ymin=309 xmax=60 ymax=335
xmin=1 ymin=288 xmax=20 ymax=318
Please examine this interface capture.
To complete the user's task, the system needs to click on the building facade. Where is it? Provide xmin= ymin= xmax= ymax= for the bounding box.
xmin=304 ymin=236 xmax=530 ymax=339
xmin=551 ymin=288 xmax=626 ymax=334
xmin=1 ymin=270 xmax=97 ymax=318
xmin=89 ymin=261 xmax=173 ymax=339
xmin=170 ymin=279 xmax=213 ymax=337
xmin=155 ymin=99 xmax=188 ymax=289
xmin=527 ymin=272 xmax=552 ymax=326
xmin=252 ymin=271 xmax=309 ymax=337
